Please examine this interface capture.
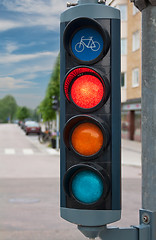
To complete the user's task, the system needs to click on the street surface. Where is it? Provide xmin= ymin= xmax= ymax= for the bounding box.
xmin=0 ymin=124 xmax=141 ymax=240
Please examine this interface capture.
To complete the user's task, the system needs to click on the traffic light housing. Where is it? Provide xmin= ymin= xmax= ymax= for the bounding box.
xmin=60 ymin=2 xmax=121 ymax=226
xmin=52 ymin=96 xmax=59 ymax=111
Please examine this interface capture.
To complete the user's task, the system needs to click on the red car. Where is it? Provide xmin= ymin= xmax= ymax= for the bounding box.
xmin=25 ymin=121 xmax=41 ymax=135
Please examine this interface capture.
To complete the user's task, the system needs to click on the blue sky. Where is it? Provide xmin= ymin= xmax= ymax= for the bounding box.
xmin=0 ymin=0 xmax=67 ymax=109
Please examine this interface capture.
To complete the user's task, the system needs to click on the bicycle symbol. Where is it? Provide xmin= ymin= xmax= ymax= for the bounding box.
xmin=75 ymin=36 xmax=100 ymax=52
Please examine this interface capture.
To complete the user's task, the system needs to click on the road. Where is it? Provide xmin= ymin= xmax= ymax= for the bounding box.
xmin=0 ymin=124 xmax=141 ymax=240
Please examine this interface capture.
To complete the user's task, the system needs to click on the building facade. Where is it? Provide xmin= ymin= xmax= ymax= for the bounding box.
xmin=109 ymin=0 xmax=142 ymax=141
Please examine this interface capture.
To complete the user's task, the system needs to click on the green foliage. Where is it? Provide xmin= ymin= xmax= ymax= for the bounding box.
xmin=16 ymin=106 xmax=31 ymax=121
xmin=0 ymin=95 xmax=40 ymax=123
xmin=38 ymin=54 xmax=60 ymax=122
xmin=38 ymin=97 xmax=55 ymax=122
xmin=47 ymin=54 xmax=60 ymax=99
xmin=30 ymin=108 xmax=40 ymax=122
xmin=0 ymin=95 xmax=18 ymax=123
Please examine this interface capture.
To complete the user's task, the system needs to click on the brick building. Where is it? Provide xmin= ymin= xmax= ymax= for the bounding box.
xmin=108 ymin=0 xmax=142 ymax=141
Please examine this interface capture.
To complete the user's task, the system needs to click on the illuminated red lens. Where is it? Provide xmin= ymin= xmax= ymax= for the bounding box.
xmin=70 ymin=74 xmax=104 ymax=109
xmin=64 ymin=67 xmax=106 ymax=110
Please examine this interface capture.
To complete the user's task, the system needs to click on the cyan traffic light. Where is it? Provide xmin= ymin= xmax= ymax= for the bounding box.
xmin=71 ymin=169 xmax=104 ymax=204
xmin=60 ymin=1 xmax=121 ymax=227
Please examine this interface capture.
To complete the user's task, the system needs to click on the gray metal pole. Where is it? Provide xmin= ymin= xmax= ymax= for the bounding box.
xmin=56 ymin=110 xmax=60 ymax=151
xmin=142 ymin=4 xmax=156 ymax=211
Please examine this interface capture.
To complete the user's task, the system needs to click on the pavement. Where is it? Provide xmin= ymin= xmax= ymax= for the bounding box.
xmin=121 ymin=139 xmax=141 ymax=167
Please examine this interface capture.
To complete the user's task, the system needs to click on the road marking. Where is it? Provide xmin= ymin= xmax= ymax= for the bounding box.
xmin=46 ymin=148 xmax=59 ymax=155
xmin=2 ymin=148 xmax=59 ymax=155
xmin=4 ymin=148 xmax=15 ymax=154
xmin=9 ymin=198 xmax=40 ymax=203
xmin=23 ymin=149 xmax=34 ymax=155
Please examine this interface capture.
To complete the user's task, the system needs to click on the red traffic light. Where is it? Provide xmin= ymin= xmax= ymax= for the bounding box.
xmin=64 ymin=67 xmax=109 ymax=111
xmin=70 ymin=74 xmax=104 ymax=109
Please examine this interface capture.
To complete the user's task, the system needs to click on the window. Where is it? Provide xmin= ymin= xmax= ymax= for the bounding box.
xmin=121 ymin=38 xmax=127 ymax=55
xmin=116 ymin=5 xmax=127 ymax=21
xmin=133 ymin=5 xmax=139 ymax=15
xmin=132 ymin=31 xmax=140 ymax=51
xmin=121 ymin=72 xmax=126 ymax=88
xmin=132 ymin=68 xmax=139 ymax=87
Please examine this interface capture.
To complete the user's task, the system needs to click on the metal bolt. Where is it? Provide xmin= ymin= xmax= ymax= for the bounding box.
xmin=98 ymin=0 xmax=106 ymax=3
xmin=142 ymin=213 xmax=150 ymax=224
xmin=67 ymin=2 xmax=78 ymax=7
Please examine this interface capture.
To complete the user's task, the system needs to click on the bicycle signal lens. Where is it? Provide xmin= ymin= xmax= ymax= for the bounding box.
xmin=71 ymin=27 xmax=104 ymax=62
xmin=71 ymin=122 xmax=104 ymax=156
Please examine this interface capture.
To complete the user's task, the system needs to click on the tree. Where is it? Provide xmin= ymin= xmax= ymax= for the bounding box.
xmin=38 ymin=54 xmax=60 ymax=122
xmin=16 ymin=106 xmax=31 ymax=121
xmin=47 ymin=54 xmax=60 ymax=99
xmin=30 ymin=108 xmax=40 ymax=122
xmin=0 ymin=95 xmax=17 ymax=123
xmin=38 ymin=97 xmax=55 ymax=122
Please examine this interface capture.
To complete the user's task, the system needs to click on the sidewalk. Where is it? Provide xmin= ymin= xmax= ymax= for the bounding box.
xmin=122 ymin=139 xmax=141 ymax=167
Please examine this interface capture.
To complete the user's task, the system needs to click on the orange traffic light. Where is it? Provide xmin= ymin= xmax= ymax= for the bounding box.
xmin=71 ymin=122 xmax=103 ymax=156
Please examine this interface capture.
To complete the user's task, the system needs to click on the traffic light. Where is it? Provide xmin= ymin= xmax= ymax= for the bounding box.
xmin=52 ymin=96 xmax=59 ymax=111
xmin=60 ymin=2 xmax=121 ymax=227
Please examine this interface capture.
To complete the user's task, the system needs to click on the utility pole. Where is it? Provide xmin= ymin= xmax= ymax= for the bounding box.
xmin=56 ymin=110 xmax=60 ymax=151
xmin=141 ymin=4 xmax=156 ymax=211
xmin=131 ymin=0 xmax=156 ymax=211
xmin=52 ymin=96 xmax=60 ymax=151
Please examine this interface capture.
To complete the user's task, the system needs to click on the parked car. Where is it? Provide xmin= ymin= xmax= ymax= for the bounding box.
xmin=20 ymin=119 xmax=33 ymax=130
xmin=25 ymin=121 xmax=41 ymax=135
xmin=23 ymin=120 xmax=33 ymax=132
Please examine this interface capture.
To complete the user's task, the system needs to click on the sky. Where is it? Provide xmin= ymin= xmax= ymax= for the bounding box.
xmin=0 ymin=0 xmax=67 ymax=109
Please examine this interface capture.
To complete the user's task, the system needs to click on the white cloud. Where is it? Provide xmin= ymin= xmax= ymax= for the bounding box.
xmin=26 ymin=15 xmax=60 ymax=30
xmin=5 ymin=42 xmax=19 ymax=53
xmin=0 ymin=16 xmax=59 ymax=32
xmin=2 ymin=0 xmax=66 ymax=15
xmin=0 ymin=51 xmax=57 ymax=81
xmin=0 ymin=20 xmax=23 ymax=32
xmin=0 ymin=51 xmax=58 ymax=64
xmin=11 ymin=62 xmax=53 ymax=76
xmin=22 ymin=73 xmax=38 ymax=81
xmin=3 ymin=41 xmax=41 ymax=54
xmin=0 ymin=76 xmax=37 ymax=90
xmin=0 ymin=0 xmax=67 ymax=31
